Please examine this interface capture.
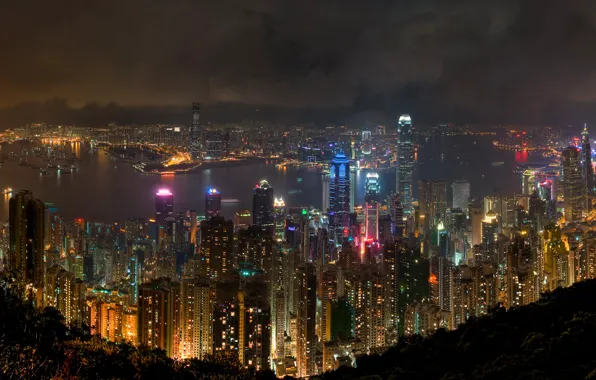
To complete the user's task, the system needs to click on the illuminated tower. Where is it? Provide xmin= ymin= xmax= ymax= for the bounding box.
xmin=329 ymin=152 xmax=351 ymax=246
xmin=274 ymin=197 xmax=286 ymax=242
xmin=582 ymin=124 xmax=594 ymax=209
xmin=205 ymin=188 xmax=221 ymax=218
xmin=365 ymin=172 xmax=381 ymax=203
xmin=397 ymin=114 xmax=414 ymax=212
xmin=155 ymin=188 xmax=174 ymax=244
xmin=190 ymin=103 xmax=201 ymax=160
xmin=253 ymin=180 xmax=275 ymax=230
xmin=9 ymin=190 xmax=46 ymax=303
xmin=562 ymin=147 xmax=584 ymax=222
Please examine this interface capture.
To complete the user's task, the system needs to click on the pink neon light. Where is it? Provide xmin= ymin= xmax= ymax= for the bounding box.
xmin=156 ymin=189 xmax=173 ymax=196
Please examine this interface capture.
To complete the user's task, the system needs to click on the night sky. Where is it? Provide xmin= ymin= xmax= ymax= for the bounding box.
xmin=2 ymin=0 xmax=596 ymax=126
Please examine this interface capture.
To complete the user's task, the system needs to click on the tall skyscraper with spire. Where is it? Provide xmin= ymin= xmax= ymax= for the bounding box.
xmin=328 ymin=151 xmax=351 ymax=246
xmin=396 ymin=114 xmax=414 ymax=213
xmin=582 ymin=124 xmax=594 ymax=210
xmin=190 ymin=103 xmax=201 ymax=160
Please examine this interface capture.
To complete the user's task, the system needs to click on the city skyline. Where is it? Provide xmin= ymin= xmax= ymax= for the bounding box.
xmin=5 ymin=1 xmax=596 ymax=378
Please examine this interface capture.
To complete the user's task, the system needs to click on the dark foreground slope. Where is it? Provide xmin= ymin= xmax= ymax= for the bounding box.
xmin=319 ymin=280 xmax=596 ymax=380
xmin=0 ymin=275 xmax=275 ymax=380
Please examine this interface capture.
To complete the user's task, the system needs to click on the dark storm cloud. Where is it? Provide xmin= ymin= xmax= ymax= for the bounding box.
xmin=1 ymin=0 xmax=596 ymax=124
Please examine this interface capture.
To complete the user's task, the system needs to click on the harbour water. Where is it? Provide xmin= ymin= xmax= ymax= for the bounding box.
xmin=0 ymin=136 xmax=549 ymax=221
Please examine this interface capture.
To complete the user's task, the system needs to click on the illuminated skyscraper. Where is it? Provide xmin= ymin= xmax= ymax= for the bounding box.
xmin=180 ymin=276 xmax=214 ymax=360
xmin=582 ymin=124 xmax=594 ymax=208
xmin=451 ymin=180 xmax=471 ymax=212
xmin=155 ymin=188 xmax=174 ymax=225
xmin=190 ymin=103 xmax=201 ymax=160
xmin=9 ymin=190 xmax=46 ymax=302
xmin=253 ymin=180 xmax=275 ymax=230
xmin=562 ymin=146 xmax=584 ymax=222
xmin=205 ymin=188 xmax=222 ymax=218
xmin=329 ymin=152 xmax=351 ymax=245
xmin=274 ymin=197 xmax=286 ymax=242
xmin=397 ymin=114 xmax=414 ymax=212
xmin=155 ymin=188 xmax=174 ymax=246
xmin=365 ymin=172 xmax=381 ymax=203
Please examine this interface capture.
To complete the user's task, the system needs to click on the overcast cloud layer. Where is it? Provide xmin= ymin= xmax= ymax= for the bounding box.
xmin=2 ymin=0 xmax=596 ymax=125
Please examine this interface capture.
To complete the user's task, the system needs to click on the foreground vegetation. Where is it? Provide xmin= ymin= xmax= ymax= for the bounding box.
xmin=319 ymin=280 xmax=596 ymax=380
xmin=4 ymin=274 xmax=596 ymax=379
xmin=0 ymin=275 xmax=275 ymax=379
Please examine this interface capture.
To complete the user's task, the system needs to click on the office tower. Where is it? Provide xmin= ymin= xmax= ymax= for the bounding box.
xmin=274 ymin=197 xmax=286 ymax=242
xmin=451 ymin=180 xmax=471 ymax=212
xmin=562 ymin=146 xmax=584 ymax=222
xmin=155 ymin=188 xmax=174 ymax=245
xmin=329 ymin=152 xmax=351 ymax=246
xmin=322 ymin=173 xmax=330 ymax=213
xmin=190 ymin=103 xmax=201 ymax=160
xmin=365 ymin=172 xmax=381 ymax=203
xmin=582 ymin=124 xmax=594 ymax=206
xmin=200 ymin=216 xmax=234 ymax=280
xmin=295 ymin=263 xmax=316 ymax=377
xmin=397 ymin=114 xmax=414 ymax=212
xmin=138 ymin=279 xmax=175 ymax=357
xmin=253 ymin=180 xmax=275 ymax=230
xmin=239 ymin=280 xmax=271 ymax=370
xmin=9 ymin=190 xmax=45 ymax=302
xmin=180 ymin=276 xmax=214 ymax=360
xmin=205 ymin=188 xmax=222 ymax=218
xmin=205 ymin=131 xmax=224 ymax=160
xmin=155 ymin=188 xmax=174 ymax=224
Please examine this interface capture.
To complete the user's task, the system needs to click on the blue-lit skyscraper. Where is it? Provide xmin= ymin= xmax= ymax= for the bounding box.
xmin=396 ymin=114 xmax=414 ymax=212
xmin=190 ymin=103 xmax=201 ymax=160
xmin=329 ymin=152 xmax=350 ymax=245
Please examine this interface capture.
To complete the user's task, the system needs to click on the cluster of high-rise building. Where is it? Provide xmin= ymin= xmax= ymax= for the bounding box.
xmin=5 ymin=118 xmax=596 ymax=377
